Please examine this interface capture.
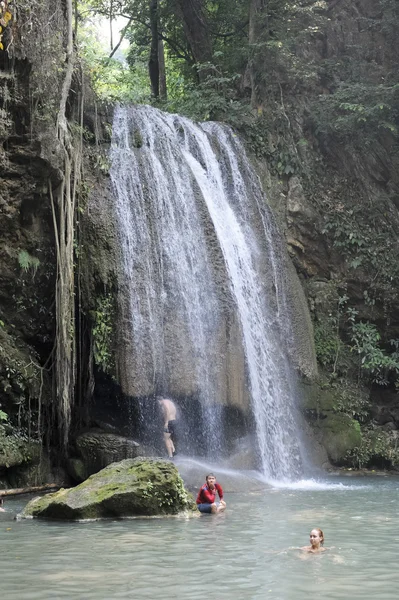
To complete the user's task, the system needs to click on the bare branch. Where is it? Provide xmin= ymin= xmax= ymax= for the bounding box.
xmin=108 ymin=17 xmax=133 ymax=60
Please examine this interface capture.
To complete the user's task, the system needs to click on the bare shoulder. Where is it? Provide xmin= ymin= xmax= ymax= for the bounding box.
xmin=300 ymin=546 xmax=326 ymax=553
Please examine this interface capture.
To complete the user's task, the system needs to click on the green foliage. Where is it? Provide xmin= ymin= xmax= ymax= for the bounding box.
xmin=249 ymin=0 xmax=329 ymax=100
xmin=91 ymin=293 xmax=115 ymax=373
xmin=322 ymin=203 xmax=399 ymax=310
xmin=314 ymin=282 xmax=399 ymax=387
xmin=314 ymin=321 xmax=339 ymax=369
xmin=330 ymin=384 xmax=371 ymax=424
xmin=0 ymin=322 xmax=45 ymax=446
xmin=80 ymin=0 xmax=250 ymax=108
xmin=349 ymin=322 xmax=399 ymax=387
xmin=263 ymin=144 xmax=299 ymax=176
xmin=0 ymin=427 xmax=34 ymax=467
xmin=311 ymin=83 xmax=399 ymax=141
xmin=244 ymin=108 xmax=303 ymax=178
xmin=93 ymin=152 xmax=111 ymax=174
xmin=77 ymin=5 xmax=150 ymax=103
xmin=18 ymin=250 xmax=40 ymax=275
xmin=313 ymin=291 xmax=354 ymax=379
xmin=315 ymin=293 xmax=399 ymax=388
xmin=0 ymin=353 xmax=41 ymax=406
xmin=163 ymin=64 xmax=250 ymax=125
xmin=346 ymin=427 xmax=399 ymax=469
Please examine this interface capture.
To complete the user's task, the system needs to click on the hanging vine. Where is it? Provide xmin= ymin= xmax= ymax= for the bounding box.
xmin=49 ymin=0 xmax=82 ymax=451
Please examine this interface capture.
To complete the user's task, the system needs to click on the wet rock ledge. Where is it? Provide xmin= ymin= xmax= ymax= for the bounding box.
xmin=21 ymin=458 xmax=196 ymax=520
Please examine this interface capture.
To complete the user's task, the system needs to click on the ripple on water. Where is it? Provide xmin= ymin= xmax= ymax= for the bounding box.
xmin=1 ymin=478 xmax=399 ymax=600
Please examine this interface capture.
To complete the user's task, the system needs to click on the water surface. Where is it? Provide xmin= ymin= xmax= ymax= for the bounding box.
xmin=1 ymin=476 xmax=398 ymax=599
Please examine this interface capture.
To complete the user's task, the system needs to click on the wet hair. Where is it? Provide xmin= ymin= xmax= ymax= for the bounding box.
xmin=206 ymin=473 xmax=216 ymax=481
xmin=310 ymin=528 xmax=324 ymax=545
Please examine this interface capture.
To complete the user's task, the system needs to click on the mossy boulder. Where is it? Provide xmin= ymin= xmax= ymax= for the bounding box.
xmin=301 ymin=379 xmax=337 ymax=415
xmin=301 ymin=377 xmax=371 ymax=465
xmin=21 ymin=458 xmax=196 ymax=520
xmin=315 ymin=414 xmax=361 ymax=464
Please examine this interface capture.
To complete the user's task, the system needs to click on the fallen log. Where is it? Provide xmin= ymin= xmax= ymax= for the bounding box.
xmin=0 ymin=484 xmax=63 ymax=497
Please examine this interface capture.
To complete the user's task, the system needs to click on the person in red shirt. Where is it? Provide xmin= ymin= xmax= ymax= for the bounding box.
xmin=196 ymin=473 xmax=226 ymax=514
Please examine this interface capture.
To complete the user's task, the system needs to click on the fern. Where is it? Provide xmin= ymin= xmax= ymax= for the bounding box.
xmin=18 ymin=250 xmax=40 ymax=274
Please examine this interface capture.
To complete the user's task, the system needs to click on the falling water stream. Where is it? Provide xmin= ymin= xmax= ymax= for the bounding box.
xmin=110 ymin=105 xmax=304 ymax=481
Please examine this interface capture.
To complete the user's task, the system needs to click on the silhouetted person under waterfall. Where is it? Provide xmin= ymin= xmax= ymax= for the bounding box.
xmin=158 ymin=397 xmax=178 ymax=458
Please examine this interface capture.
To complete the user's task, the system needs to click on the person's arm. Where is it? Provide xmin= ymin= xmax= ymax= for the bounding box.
xmin=216 ymin=483 xmax=224 ymax=500
xmin=196 ymin=487 xmax=204 ymax=505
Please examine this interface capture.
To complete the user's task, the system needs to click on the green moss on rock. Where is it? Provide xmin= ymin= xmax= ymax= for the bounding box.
xmin=316 ymin=414 xmax=361 ymax=464
xmin=21 ymin=458 xmax=196 ymax=520
xmin=66 ymin=457 xmax=88 ymax=483
xmin=0 ymin=429 xmax=40 ymax=469
xmin=301 ymin=379 xmax=337 ymax=414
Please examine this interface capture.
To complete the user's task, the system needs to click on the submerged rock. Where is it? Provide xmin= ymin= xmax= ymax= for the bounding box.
xmin=21 ymin=458 xmax=196 ymax=520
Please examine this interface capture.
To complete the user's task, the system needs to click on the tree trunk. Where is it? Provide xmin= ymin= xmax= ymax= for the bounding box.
xmin=0 ymin=484 xmax=62 ymax=498
xmin=109 ymin=0 xmax=113 ymax=50
xmin=174 ymin=0 xmax=212 ymax=81
xmin=149 ymin=0 xmax=160 ymax=98
xmin=158 ymin=39 xmax=167 ymax=99
xmin=249 ymin=0 xmax=266 ymax=110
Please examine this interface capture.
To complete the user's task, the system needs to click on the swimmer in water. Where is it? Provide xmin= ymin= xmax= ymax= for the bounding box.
xmin=301 ymin=528 xmax=325 ymax=553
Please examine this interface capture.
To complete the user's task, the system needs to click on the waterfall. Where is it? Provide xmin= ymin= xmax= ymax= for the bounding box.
xmin=110 ymin=105 xmax=309 ymax=481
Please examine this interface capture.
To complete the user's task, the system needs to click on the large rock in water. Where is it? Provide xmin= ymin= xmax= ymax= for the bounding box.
xmin=66 ymin=430 xmax=144 ymax=482
xmin=21 ymin=458 xmax=196 ymax=520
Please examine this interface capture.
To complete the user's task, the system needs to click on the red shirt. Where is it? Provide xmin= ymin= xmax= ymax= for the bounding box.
xmin=196 ymin=482 xmax=224 ymax=504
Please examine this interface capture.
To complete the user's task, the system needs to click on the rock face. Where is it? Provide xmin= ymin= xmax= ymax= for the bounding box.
xmin=67 ymin=430 xmax=145 ymax=482
xmin=313 ymin=414 xmax=362 ymax=465
xmin=0 ymin=432 xmax=39 ymax=470
xmin=301 ymin=379 xmax=364 ymax=464
xmin=21 ymin=458 xmax=196 ymax=520
xmin=0 ymin=2 xmax=68 ymax=484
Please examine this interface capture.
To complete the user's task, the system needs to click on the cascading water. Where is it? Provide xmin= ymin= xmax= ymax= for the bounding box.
xmin=110 ymin=104 xmax=309 ymax=481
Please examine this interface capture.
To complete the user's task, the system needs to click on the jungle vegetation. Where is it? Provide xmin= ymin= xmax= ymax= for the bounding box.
xmin=2 ymin=0 xmax=399 ymax=469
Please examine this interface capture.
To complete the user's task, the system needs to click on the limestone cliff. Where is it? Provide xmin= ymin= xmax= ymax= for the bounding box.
xmin=0 ymin=0 xmax=69 ymax=484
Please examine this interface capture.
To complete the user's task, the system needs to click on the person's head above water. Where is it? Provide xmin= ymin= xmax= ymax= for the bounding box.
xmin=206 ymin=473 xmax=216 ymax=488
xmin=309 ymin=528 xmax=324 ymax=548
